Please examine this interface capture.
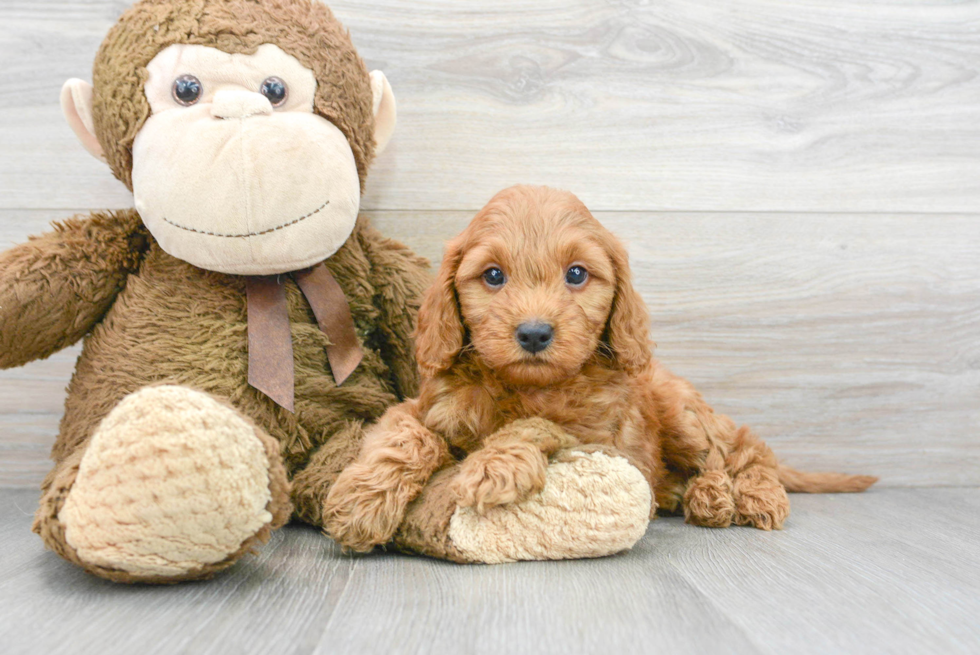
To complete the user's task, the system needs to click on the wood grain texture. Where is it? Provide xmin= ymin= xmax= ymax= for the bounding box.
xmin=1 ymin=487 xmax=978 ymax=655
xmin=2 ymin=209 xmax=978 ymax=488
xmin=645 ymin=487 xmax=980 ymax=655
xmin=315 ymin=544 xmax=758 ymax=655
xmin=1 ymin=1 xmax=979 ymax=212
xmin=0 ymin=489 xmax=357 ymax=655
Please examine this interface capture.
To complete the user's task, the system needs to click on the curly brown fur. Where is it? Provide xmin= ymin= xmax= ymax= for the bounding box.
xmin=683 ymin=471 xmax=737 ymax=529
xmin=326 ymin=185 xmax=878 ymax=550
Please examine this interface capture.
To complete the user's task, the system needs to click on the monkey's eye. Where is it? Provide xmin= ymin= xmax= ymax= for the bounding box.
xmin=172 ymin=75 xmax=202 ymax=106
xmin=482 ymin=267 xmax=506 ymax=288
xmin=565 ymin=265 xmax=589 ymax=287
xmin=260 ymin=77 xmax=288 ymax=107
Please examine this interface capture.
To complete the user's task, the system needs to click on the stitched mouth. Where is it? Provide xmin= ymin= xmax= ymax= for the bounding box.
xmin=160 ymin=199 xmax=330 ymax=238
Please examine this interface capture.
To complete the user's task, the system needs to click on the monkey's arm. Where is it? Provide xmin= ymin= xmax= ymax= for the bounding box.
xmin=0 ymin=209 xmax=148 ymax=368
xmin=356 ymin=219 xmax=432 ymax=400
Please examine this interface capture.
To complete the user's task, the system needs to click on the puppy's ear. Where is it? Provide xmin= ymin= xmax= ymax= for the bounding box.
xmin=605 ymin=238 xmax=652 ymax=373
xmin=414 ymin=237 xmax=466 ymax=378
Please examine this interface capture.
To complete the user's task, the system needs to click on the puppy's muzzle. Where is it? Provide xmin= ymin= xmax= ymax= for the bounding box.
xmin=516 ymin=321 xmax=554 ymax=354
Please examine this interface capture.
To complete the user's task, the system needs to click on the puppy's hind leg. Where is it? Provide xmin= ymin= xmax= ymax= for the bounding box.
xmin=648 ymin=366 xmax=787 ymax=529
xmin=323 ymin=401 xmax=452 ymax=552
xmin=679 ymin=417 xmax=788 ymax=530
xmin=682 ymin=456 xmax=738 ymax=528
xmin=725 ymin=426 xmax=790 ymax=531
xmin=649 ymin=373 xmax=738 ymax=528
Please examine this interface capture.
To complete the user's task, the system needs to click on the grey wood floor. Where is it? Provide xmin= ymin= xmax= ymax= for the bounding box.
xmin=1 ymin=487 xmax=978 ymax=655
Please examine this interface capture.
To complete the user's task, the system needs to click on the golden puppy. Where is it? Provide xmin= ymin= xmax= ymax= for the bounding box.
xmin=324 ymin=185 xmax=876 ymax=552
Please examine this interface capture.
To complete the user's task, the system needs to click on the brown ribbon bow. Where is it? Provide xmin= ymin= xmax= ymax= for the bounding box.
xmin=245 ymin=263 xmax=362 ymax=412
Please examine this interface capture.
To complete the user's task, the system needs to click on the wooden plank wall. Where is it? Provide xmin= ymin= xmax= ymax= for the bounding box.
xmin=1 ymin=0 xmax=978 ymax=488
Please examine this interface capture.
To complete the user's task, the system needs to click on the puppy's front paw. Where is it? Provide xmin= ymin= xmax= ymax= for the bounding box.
xmin=323 ymin=464 xmax=408 ymax=553
xmin=452 ymin=444 xmax=548 ymax=514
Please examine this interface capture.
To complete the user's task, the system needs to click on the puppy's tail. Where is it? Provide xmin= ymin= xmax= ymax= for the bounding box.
xmin=777 ymin=464 xmax=878 ymax=493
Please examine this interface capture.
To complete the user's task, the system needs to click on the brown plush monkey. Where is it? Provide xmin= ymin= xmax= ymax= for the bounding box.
xmin=1 ymin=0 xmax=651 ymax=583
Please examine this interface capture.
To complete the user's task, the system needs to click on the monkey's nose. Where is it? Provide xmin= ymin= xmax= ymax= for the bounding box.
xmin=211 ymin=90 xmax=274 ymax=119
xmin=515 ymin=322 xmax=554 ymax=354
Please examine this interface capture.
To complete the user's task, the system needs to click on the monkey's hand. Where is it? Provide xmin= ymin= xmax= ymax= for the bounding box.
xmin=0 ymin=209 xmax=147 ymax=369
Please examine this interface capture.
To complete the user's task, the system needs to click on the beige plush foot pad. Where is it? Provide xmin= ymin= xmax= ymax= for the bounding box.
xmin=59 ymin=386 xmax=275 ymax=578
xmin=447 ymin=451 xmax=652 ymax=563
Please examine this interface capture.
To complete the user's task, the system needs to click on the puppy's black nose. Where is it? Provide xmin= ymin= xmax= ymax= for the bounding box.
xmin=516 ymin=321 xmax=554 ymax=354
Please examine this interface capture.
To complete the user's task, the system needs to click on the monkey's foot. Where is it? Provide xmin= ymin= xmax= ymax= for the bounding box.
xmin=57 ymin=385 xmax=290 ymax=582
xmin=395 ymin=449 xmax=652 ymax=564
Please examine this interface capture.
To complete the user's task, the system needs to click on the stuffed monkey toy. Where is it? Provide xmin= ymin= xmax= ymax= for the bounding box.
xmin=0 ymin=0 xmax=652 ymax=583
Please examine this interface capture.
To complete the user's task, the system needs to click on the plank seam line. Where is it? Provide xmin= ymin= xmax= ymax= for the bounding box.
xmin=294 ymin=556 xmax=357 ymax=655
xmin=664 ymin=557 xmax=770 ymax=654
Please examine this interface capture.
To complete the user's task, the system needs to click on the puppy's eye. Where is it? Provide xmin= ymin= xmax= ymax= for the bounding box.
xmin=482 ymin=267 xmax=506 ymax=288
xmin=260 ymin=76 xmax=288 ymax=107
xmin=565 ymin=265 xmax=589 ymax=287
xmin=172 ymin=75 xmax=203 ymax=106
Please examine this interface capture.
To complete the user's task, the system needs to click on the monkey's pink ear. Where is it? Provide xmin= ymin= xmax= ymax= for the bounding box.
xmin=61 ymin=79 xmax=105 ymax=162
xmin=369 ymin=71 xmax=396 ymax=156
